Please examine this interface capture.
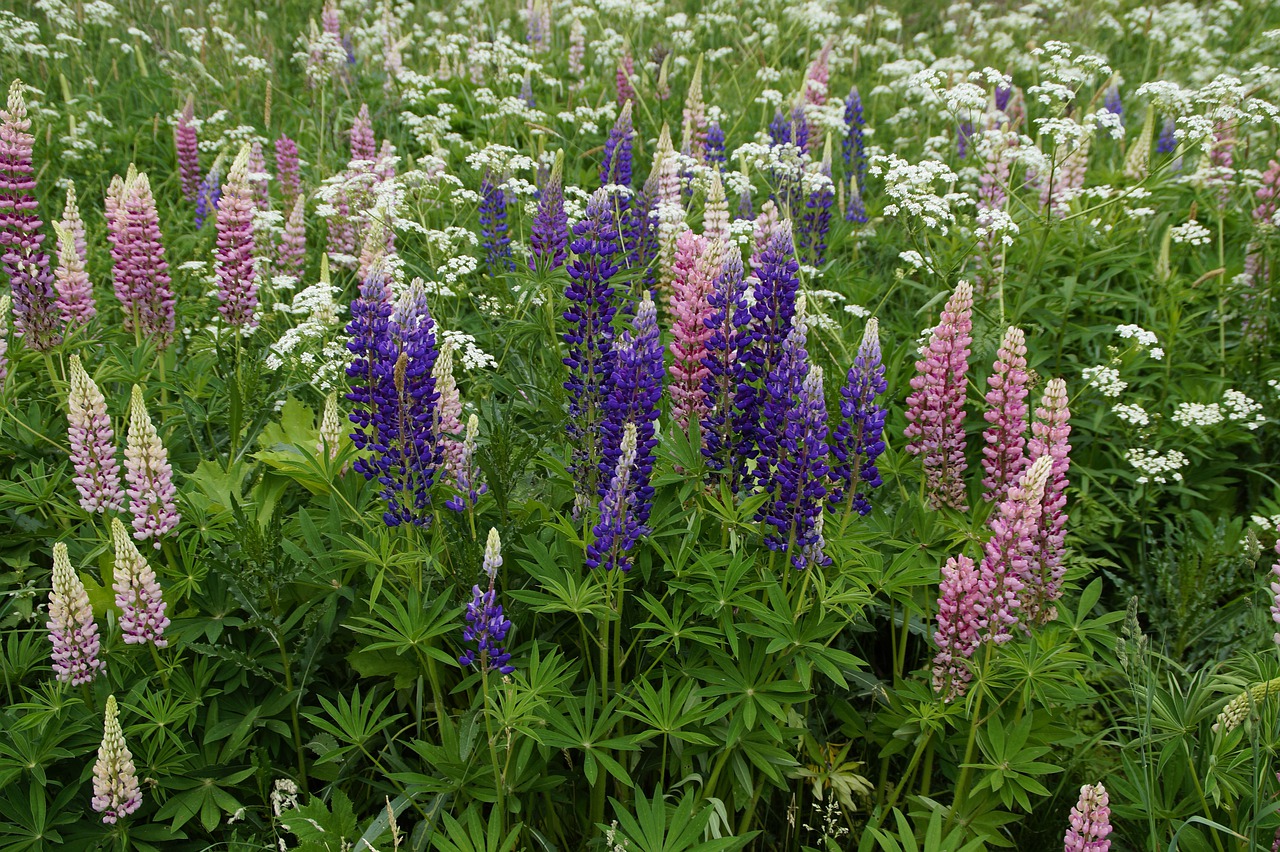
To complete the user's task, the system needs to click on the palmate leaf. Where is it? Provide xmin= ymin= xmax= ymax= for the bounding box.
xmin=605 ymin=787 xmax=756 ymax=852
xmin=428 ymin=804 xmax=522 ymax=852
xmin=284 ymin=789 xmax=360 ymax=852
xmin=538 ymin=685 xmax=642 ymax=787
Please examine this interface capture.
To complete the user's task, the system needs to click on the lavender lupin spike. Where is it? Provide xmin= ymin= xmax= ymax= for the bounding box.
xmin=932 ymin=554 xmax=985 ymax=701
xmin=700 ymin=251 xmax=748 ymax=482
xmin=111 ymin=516 xmax=170 ymax=646
xmin=1064 ymin=784 xmax=1112 ymax=852
xmin=588 ymin=422 xmax=643 ymax=572
xmin=459 ymin=529 xmax=514 ymax=673
xmin=600 ymin=101 xmax=634 ymax=189
xmin=68 ymin=354 xmax=125 ymax=514
xmin=275 ymin=135 xmax=302 ymax=207
xmin=92 ymin=695 xmax=142 ymax=824
xmin=124 ymin=385 xmax=180 ymax=546
xmin=0 ymin=293 xmax=9 ymax=391
xmin=48 ymin=543 xmax=104 ymax=685
xmin=830 ymin=317 xmax=887 ymax=516
xmin=214 ymin=146 xmax=259 ymax=329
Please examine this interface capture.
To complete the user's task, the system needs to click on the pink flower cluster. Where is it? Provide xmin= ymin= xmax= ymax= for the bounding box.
xmin=1064 ymin=783 xmax=1112 ymax=852
xmin=175 ymin=96 xmax=201 ymax=202
xmin=123 ymin=385 xmax=180 ymax=547
xmin=67 ymin=354 xmax=124 ymax=514
xmin=905 ymin=281 xmax=973 ymax=511
xmin=668 ymin=230 xmax=715 ymax=430
xmin=981 ymin=326 xmax=1030 ymax=504
xmin=214 ymin=147 xmax=259 ymax=328
xmin=108 ymin=171 xmax=176 ymax=348
xmin=932 ymin=554 xmax=984 ymax=702
xmin=48 ymin=542 xmax=104 ymax=685
xmin=1025 ymin=378 xmax=1072 ymax=623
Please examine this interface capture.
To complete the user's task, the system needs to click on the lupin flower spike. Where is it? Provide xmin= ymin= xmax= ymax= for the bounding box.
xmin=275 ymin=135 xmax=302 ymax=207
xmin=530 ymin=151 xmax=569 ymax=271
xmin=351 ymin=103 xmax=376 ymax=163
xmin=0 ymin=79 xmax=61 ymax=351
xmin=681 ymin=55 xmax=708 ymax=163
xmin=588 ymin=422 xmax=644 ymax=572
xmin=978 ymin=454 xmax=1053 ymax=644
xmin=1271 ymin=540 xmax=1280 ymax=646
xmin=932 ymin=554 xmax=984 ymax=702
xmin=68 ymin=354 xmax=125 ymax=514
xmin=703 ymin=170 xmax=730 ymax=245
xmin=318 ymin=391 xmax=343 ymax=461
xmin=601 ymin=101 xmax=634 ymax=189
xmin=1024 ymin=378 xmax=1071 ymax=623
xmin=1063 ymin=783 xmax=1112 ymax=852
xmin=111 ymin=516 xmax=170 ymax=647
xmin=830 ymin=317 xmax=888 ymax=516
xmin=48 ymin=542 xmax=104 ymax=685
xmin=0 ymin=293 xmax=9 ymax=390
xmin=92 ymin=695 xmax=142 ymax=824
xmin=667 ymin=230 xmax=714 ymax=432
xmin=113 ymin=172 xmax=177 ymax=347
xmin=904 ymin=281 xmax=973 ymax=511
xmin=483 ymin=527 xmax=502 ymax=581
xmin=53 ymin=182 xmax=95 ymax=325
xmin=278 ymin=196 xmax=307 ymax=280
xmin=123 ymin=384 xmax=180 ymax=546
xmin=175 ymin=95 xmax=201 ymax=202
xmin=981 ymin=326 xmax=1030 ymax=505
xmin=214 ymin=145 xmax=259 ymax=329
xmin=446 ymin=413 xmax=487 ymax=512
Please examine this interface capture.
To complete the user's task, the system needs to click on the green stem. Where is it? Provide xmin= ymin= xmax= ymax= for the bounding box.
xmin=948 ymin=642 xmax=993 ymax=829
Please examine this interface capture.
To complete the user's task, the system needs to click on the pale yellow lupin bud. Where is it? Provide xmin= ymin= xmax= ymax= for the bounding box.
xmin=319 ymin=392 xmax=343 ymax=460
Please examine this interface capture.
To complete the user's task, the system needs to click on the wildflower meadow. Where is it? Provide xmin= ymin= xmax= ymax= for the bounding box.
xmin=4 ymin=0 xmax=1280 ymax=849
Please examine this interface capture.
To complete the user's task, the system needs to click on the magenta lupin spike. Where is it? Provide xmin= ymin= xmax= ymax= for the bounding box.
xmin=977 ymin=454 xmax=1052 ymax=644
xmin=667 ymin=230 xmax=715 ymax=431
xmin=123 ymin=385 xmax=180 ymax=547
xmin=111 ymin=516 xmax=169 ymax=646
xmin=981 ymin=326 xmax=1030 ymax=504
xmin=214 ymin=147 xmax=259 ymax=329
xmin=1063 ymin=783 xmax=1112 ymax=852
xmin=0 ymin=80 xmax=61 ymax=351
xmin=351 ymin=104 xmax=376 ymax=163
xmin=1024 ymin=378 xmax=1071 ymax=623
xmin=1270 ymin=540 xmax=1280 ymax=646
xmin=48 ymin=542 xmax=104 ymax=685
xmin=904 ymin=281 xmax=974 ymax=511
xmin=274 ymin=135 xmax=302 ymax=207
xmin=932 ymin=554 xmax=985 ymax=702
xmin=68 ymin=354 xmax=125 ymax=514
xmin=175 ymin=96 xmax=201 ymax=202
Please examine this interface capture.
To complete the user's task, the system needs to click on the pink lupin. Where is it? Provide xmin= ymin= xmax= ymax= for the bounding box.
xmin=48 ymin=542 xmax=104 ymax=685
xmin=981 ymin=326 xmax=1030 ymax=504
xmin=904 ymin=281 xmax=974 ymax=511
xmin=1024 ymin=378 xmax=1071 ymax=623
xmin=214 ymin=146 xmax=259 ymax=329
xmin=92 ymin=695 xmax=142 ymax=823
xmin=667 ymin=230 xmax=715 ymax=431
xmin=275 ymin=135 xmax=302 ymax=207
xmin=174 ymin=95 xmax=201 ymax=202
xmin=277 ymin=196 xmax=306 ymax=280
xmin=977 ymin=454 xmax=1053 ymax=644
xmin=1063 ymin=783 xmax=1112 ymax=852
xmin=123 ymin=385 xmax=180 ymax=547
xmin=67 ymin=354 xmax=124 ymax=514
xmin=248 ymin=139 xmax=270 ymax=209
xmin=351 ymin=104 xmax=376 ymax=163
xmin=803 ymin=38 xmax=834 ymax=106
xmin=932 ymin=554 xmax=985 ymax=702
xmin=111 ymin=516 xmax=170 ymax=646
xmin=111 ymin=172 xmax=176 ymax=348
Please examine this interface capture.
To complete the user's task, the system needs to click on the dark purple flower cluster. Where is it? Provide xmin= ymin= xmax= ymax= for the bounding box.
xmin=597 ymin=292 xmax=662 ymax=517
xmin=1104 ymin=84 xmax=1123 ymax=122
xmin=733 ymin=227 xmax=800 ymax=487
xmin=705 ymin=121 xmax=726 ymax=169
xmin=957 ymin=120 xmax=974 ymax=159
xmin=345 ymin=276 xmax=442 ymax=527
xmin=479 ymin=172 xmax=514 ymax=273
xmin=600 ymin=102 xmax=634 ymax=188
xmin=1157 ymin=118 xmax=1177 ymax=154
xmin=700 ymin=252 xmax=749 ymax=482
xmin=768 ymin=109 xmax=791 ymax=146
xmin=530 ymin=157 xmax=569 ymax=272
xmin=564 ymin=189 xmax=622 ymax=503
xmin=195 ymin=164 xmax=222 ymax=229
xmin=994 ymin=84 xmax=1012 ymax=112
xmin=588 ymin=423 xmax=642 ymax=572
xmin=625 ymin=171 xmax=660 ymax=280
xmin=843 ymin=87 xmax=868 ymax=224
xmin=458 ymin=585 xmax=514 ymax=673
xmin=800 ymin=161 xmax=834 ymax=265
xmin=830 ymin=318 xmax=888 ymax=515
xmin=759 ymin=327 xmax=831 ymax=570
xmin=791 ymin=107 xmax=810 ymax=153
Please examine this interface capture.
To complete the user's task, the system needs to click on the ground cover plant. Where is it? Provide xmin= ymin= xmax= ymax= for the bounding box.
xmin=2 ymin=0 xmax=1280 ymax=849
